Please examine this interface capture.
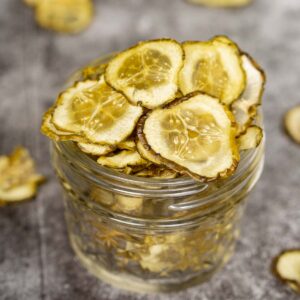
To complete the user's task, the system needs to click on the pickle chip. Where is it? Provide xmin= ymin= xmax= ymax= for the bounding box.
xmin=0 ymin=147 xmax=45 ymax=203
xmin=97 ymin=150 xmax=148 ymax=169
xmin=187 ymin=0 xmax=252 ymax=7
xmin=284 ymin=105 xmax=300 ymax=144
xmin=135 ymin=166 xmax=178 ymax=179
xmin=117 ymin=138 xmax=136 ymax=151
xmin=231 ymin=54 xmax=265 ymax=134
xmin=105 ymin=39 xmax=184 ymax=109
xmin=237 ymin=125 xmax=263 ymax=151
xmin=138 ymin=93 xmax=239 ymax=181
xmin=77 ymin=142 xmax=115 ymax=156
xmin=35 ymin=0 xmax=93 ymax=34
xmin=52 ymin=78 xmax=143 ymax=145
xmin=272 ymin=249 xmax=300 ymax=294
xmin=136 ymin=140 xmax=162 ymax=165
xmin=179 ymin=36 xmax=245 ymax=105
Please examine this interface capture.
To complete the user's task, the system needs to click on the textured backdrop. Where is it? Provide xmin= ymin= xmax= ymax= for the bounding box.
xmin=0 ymin=0 xmax=300 ymax=299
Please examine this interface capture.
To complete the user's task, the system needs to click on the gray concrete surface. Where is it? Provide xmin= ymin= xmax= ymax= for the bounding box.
xmin=1 ymin=0 xmax=300 ymax=299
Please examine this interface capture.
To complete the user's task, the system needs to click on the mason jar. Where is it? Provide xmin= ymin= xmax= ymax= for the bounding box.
xmin=50 ymin=57 xmax=265 ymax=293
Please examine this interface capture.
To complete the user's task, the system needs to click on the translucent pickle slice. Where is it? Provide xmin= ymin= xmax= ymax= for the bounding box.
xmin=0 ymin=147 xmax=45 ymax=203
xmin=231 ymin=54 xmax=266 ymax=134
xmin=138 ymin=93 xmax=239 ymax=181
xmin=179 ymin=36 xmax=245 ymax=105
xmin=237 ymin=125 xmax=263 ymax=150
xmin=52 ymin=77 xmax=143 ymax=145
xmin=272 ymin=250 xmax=300 ymax=294
xmin=187 ymin=0 xmax=252 ymax=7
xmin=105 ymin=39 xmax=184 ymax=109
xmin=284 ymin=105 xmax=300 ymax=144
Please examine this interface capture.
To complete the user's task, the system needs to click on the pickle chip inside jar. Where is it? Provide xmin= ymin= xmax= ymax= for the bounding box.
xmin=284 ymin=105 xmax=300 ymax=144
xmin=34 ymin=0 xmax=93 ymax=34
xmin=105 ymin=39 xmax=184 ymax=109
xmin=77 ymin=142 xmax=115 ymax=156
xmin=187 ymin=0 xmax=252 ymax=7
xmin=179 ymin=36 xmax=245 ymax=105
xmin=138 ymin=92 xmax=239 ymax=182
xmin=0 ymin=147 xmax=45 ymax=203
xmin=272 ymin=249 xmax=300 ymax=294
xmin=52 ymin=77 xmax=143 ymax=145
xmin=237 ymin=125 xmax=263 ymax=151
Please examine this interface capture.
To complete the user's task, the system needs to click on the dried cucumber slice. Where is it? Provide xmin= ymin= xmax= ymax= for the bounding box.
xmin=231 ymin=54 xmax=266 ymax=134
xmin=187 ymin=0 xmax=252 ymax=7
xmin=105 ymin=39 xmax=184 ymax=109
xmin=134 ymin=166 xmax=178 ymax=179
xmin=237 ymin=125 xmax=263 ymax=150
xmin=52 ymin=77 xmax=143 ymax=145
xmin=138 ymin=92 xmax=239 ymax=181
xmin=35 ymin=0 xmax=93 ymax=33
xmin=272 ymin=249 xmax=300 ymax=294
xmin=77 ymin=142 xmax=115 ymax=156
xmin=179 ymin=36 xmax=245 ymax=105
xmin=97 ymin=150 xmax=148 ymax=168
xmin=136 ymin=140 xmax=162 ymax=165
xmin=284 ymin=105 xmax=300 ymax=144
xmin=0 ymin=147 xmax=45 ymax=203
xmin=118 ymin=138 xmax=136 ymax=151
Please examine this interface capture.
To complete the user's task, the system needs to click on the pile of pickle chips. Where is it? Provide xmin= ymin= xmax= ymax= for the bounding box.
xmin=41 ymin=36 xmax=265 ymax=182
xmin=24 ymin=0 xmax=93 ymax=33
xmin=0 ymin=147 xmax=45 ymax=205
xmin=187 ymin=0 xmax=252 ymax=7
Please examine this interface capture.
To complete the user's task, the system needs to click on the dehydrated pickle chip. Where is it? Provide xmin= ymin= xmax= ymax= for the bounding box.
xmin=105 ymin=39 xmax=184 ymax=109
xmin=179 ymin=36 xmax=245 ymax=105
xmin=134 ymin=166 xmax=178 ymax=179
xmin=77 ymin=142 xmax=115 ymax=156
xmin=97 ymin=150 xmax=147 ymax=169
xmin=231 ymin=54 xmax=265 ymax=134
xmin=138 ymin=92 xmax=239 ymax=181
xmin=272 ymin=249 xmax=300 ymax=294
xmin=0 ymin=147 xmax=45 ymax=203
xmin=51 ymin=77 xmax=143 ymax=145
xmin=237 ymin=125 xmax=263 ymax=150
xmin=187 ymin=0 xmax=252 ymax=7
xmin=284 ymin=105 xmax=300 ymax=144
xmin=35 ymin=0 xmax=93 ymax=33
xmin=117 ymin=138 xmax=136 ymax=151
xmin=136 ymin=140 xmax=162 ymax=165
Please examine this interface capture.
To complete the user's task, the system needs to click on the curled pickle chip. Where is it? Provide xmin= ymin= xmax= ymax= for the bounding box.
xmin=81 ymin=63 xmax=107 ymax=81
xmin=237 ymin=125 xmax=263 ymax=150
xmin=284 ymin=105 xmax=300 ymax=144
xmin=52 ymin=77 xmax=143 ymax=145
xmin=35 ymin=0 xmax=93 ymax=34
xmin=138 ymin=93 xmax=239 ymax=181
xmin=77 ymin=142 xmax=115 ymax=156
xmin=97 ymin=150 xmax=147 ymax=169
xmin=134 ymin=166 xmax=178 ymax=179
xmin=117 ymin=138 xmax=136 ymax=151
xmin=113 ymin=195 xmax=143 ymax=214
xmin=187 ymin=0 xmax=252 ymax=7
xmin=272 ymin=249 xmax=300 ymax=294
xmin=105 ymin=39 xmax=184 ymax=109
xmin=136 ymin=140 xmax=162 ymax=165
xmin=231 ymin=54 xmax=266 ymax=134
xmin=0 ymin=147 xmax=45 ymax=203
xmin=179 ymin=36 xmax=245 ymax=105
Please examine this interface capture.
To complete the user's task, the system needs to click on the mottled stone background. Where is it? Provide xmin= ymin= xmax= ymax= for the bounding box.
xmin=0 ymin=0 xmax=300 ymax=299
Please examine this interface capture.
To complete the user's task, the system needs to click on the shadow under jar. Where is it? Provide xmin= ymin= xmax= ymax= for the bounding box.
xmin=51 ymin=134 xmax=264 ymax=293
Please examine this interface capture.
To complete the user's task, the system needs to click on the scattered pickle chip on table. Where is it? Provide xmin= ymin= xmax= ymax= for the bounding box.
xmin=42 ymin=37 xmax=266 ymax=292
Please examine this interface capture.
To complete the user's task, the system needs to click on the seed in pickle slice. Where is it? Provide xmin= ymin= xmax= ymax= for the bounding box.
xmin=97 ymin=150 xmax=147 ymax=169
xmin=138 ymin=92 xmax=239 ymax=181
xmin=272 ymin=249 xmax=300 ymax=294
xmin=77 ymin=142 xmax=115 ymax=156
xmin=52 ymin=77 xmax=143 ymax=145
xmin=35 ymin=0 xmax=93 ymax=34
xmin=187 ymin=0 xmax=252 ymax=7
xmin=179 ymin=36 xmax=245 ymax=105
xmin=284 ymin=105 xmax=300 ymax=144
xmin=105 ymin=39 xmax=184 ymax=109
xmin=0 ymin=147 xmax=45 ymax=203
xmin=231 ymin=54 xmax=266 ymax=134
xmin=237 ymin=125 xmax=263 ymax=150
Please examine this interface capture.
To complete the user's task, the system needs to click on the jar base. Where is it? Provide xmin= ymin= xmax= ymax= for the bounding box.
xmin=70 ymin=235 xmax=233 ymax=293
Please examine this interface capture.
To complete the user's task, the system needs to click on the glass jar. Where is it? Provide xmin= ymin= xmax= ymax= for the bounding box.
xmin=51 ymin=57 xmax=265 ymax=293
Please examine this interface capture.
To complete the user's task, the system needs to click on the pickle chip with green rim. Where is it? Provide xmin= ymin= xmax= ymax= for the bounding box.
xmin=272 ymin=249 xmax=300 ymax=294
xmin=51 ymin=77 xmax=143 ymax=145
xmin=179 ymin=36 xmax=245 ymax=105
xmin=237 ymin=125 xmax=263 ymax=150
xmin=138 ymin=92 xmax=239 ymax=182
xmin=105 ymin=39 xmax=184 ymax=109
xmin=284 ymin=105 xmax=300 ymax=144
